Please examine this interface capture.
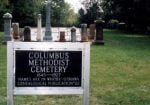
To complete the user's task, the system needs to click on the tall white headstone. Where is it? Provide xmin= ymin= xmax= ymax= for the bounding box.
xmin=36 ymin=14 xmax=42 ymax=41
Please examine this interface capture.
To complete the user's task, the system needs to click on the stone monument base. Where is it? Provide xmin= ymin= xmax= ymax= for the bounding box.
xmin=2 ymin=36 xmax=12 ymax=44
xmin=93 ymin=40 xmax=104 ymax=45
xmin=43 ymin=36 xmax=52 ymax=41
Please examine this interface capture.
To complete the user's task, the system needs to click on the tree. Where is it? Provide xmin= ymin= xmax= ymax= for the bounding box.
xmin=102 ymin=0 xmax=150 ymax=32
xmin=62 ymin=3 xmax=78 ymax=26
xmin=0 ymin=0 xmax=11 ymax=31
xmin=10 ymin=0 xmax=41 ymax=27
xmin=79 ymin=0 xmax=103 ymax=25
xmin=0 ymin=0 xmax=78 ymax=28
xmin=41 ymin=0 xmax=78 ymax=27
xmin=78 ymin=8 xmax=86 ymax=24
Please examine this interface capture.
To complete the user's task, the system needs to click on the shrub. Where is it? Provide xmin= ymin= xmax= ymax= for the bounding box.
xmin=107 ymin=19 xmax=119 ymax=29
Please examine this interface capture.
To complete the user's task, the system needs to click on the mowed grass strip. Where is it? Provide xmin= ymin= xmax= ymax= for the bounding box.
xmin=0 ymin=30 xmax=150 ymax=105
xmin=90 ymin=30 xmax=150 ymax=105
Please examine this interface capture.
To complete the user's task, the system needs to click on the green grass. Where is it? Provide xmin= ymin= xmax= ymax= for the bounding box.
xmin=90 ymin=30 xmax=150 ymax=105
xmin=0 ymin=30 xmax=150 ymax=105
xmin=0 ymin=32 xmax=7 ymax=105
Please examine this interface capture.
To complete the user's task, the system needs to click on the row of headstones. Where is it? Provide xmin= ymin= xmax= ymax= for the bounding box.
xmin=3 ymin=13 xmax=104 ymax=44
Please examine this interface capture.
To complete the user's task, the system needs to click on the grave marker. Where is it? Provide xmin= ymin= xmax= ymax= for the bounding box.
xmin=94 ymin=18 xmax=105 ymax=45
xmin=59 ymin=31 xmax=66 ymax=42
xmin=12 ymin=23 xmax=19 ymax=40
xmin=36 ymin=14 xmax=42 ymax=41
xmin=3 ymin=13 xmax=12 ymax=43
xmin=43 ymin=0 xmax=52 ymax=41
xmin=89 ymin=24 xmax=95 ymax=41
xmin=81 ymin=24 xmax=88 ymax=42
xmin=71 ymin=26 xmax=76 ymax=42
xmin=24 ymin=26 xmax=31 ymax=42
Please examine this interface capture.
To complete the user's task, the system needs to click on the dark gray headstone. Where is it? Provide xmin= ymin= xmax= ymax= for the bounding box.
xmin=80 ymin=24 xmax=88 ymax=42
xmin=24 ymin=26 xmax=31 ymax=42
xmin=94 ymin=18 xmax=105 ymax=45
xmin=3 ymin=13 xmax=12 ymax=43
xmin=71 ymin=26 xmax=76 ymax=42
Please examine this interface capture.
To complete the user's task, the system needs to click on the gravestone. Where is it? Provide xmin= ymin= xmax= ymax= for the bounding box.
xmin=3 ymin=13 xmax=12 ymax=43
xmin=19 ymin=28 xmax=24 ymax=41
xmin=94 ymin=18 xmax=105 ymax=45
xmin=43 ymin=0 xmax=52 ymax=41
xmin=81 ymin=24 xmax=88 ymax=42
xmin=89 ymin=24 xmax=95 ymax=41
xmin=59 ymin=31 xmax=66 ymax=42
xmin=71 ymin=26 xmax=76 ymax=42
xmin=24 ymin=26 xmax=31 ymax=42
xmin=12 ymin=23 xmax=19 ymax=40
xmin=36 ymin=14 xmax=42 ymax=41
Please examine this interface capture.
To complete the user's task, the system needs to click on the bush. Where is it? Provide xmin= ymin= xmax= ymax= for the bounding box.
xmin=117 ymin=22 xmax=127 ymax=30
xmin=0 ymin=4 xmax=11 ymax=31
xmin=107 ymin=19 xmax=119 ymax=29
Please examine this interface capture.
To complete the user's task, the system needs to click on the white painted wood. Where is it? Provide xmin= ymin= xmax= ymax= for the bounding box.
xmin=14 ymin=87 xmax=83 ymax=95
xmin=83 ymin=43 xmax=90 ymax=105
xmin=7 ymin=42 xmax=14 ymax=105
xmin=11 ymin=42 xmax=85 ymax=50
xmin=7 ymin=41 xmax=90 ymax=105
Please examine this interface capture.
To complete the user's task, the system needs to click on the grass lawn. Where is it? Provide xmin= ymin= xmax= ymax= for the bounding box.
xmin=0 ymin=30 xmax=150 ymax=105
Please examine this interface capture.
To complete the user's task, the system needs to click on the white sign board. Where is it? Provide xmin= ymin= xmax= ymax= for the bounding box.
xmin=7 ymin=42 xmax=90 ymax=105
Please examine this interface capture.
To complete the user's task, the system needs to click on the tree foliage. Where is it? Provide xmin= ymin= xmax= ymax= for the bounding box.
xmin=79 ymin=0 xmax=150 ymax=32
xmin=10 ymin=0 xmax=40 ymax=27
xmin=50 ymin=0 xmax=78 ymax=26
xmin=102 ymin=0 xmax=150 ymax=32
xmin=78 ymin=0 xmax=103 ymax=26
xmin=0 ymin=0 xmax=78 ymax=30
xmin=0 ymin=0 xmax=11 ymax=31
xmin=78 ymin=8 xmax=86 ymax=24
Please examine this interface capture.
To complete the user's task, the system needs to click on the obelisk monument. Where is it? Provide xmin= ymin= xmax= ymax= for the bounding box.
xmin=43 ymin=0 xmax=52 ymax=41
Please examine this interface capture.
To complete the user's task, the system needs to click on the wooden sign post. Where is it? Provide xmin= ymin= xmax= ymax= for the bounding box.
xmin=7 ymin=42 xmax=90 ymax=105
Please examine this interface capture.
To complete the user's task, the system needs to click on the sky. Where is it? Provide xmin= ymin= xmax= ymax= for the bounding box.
xmin=65 ymin=0 xmax=84 ymax=13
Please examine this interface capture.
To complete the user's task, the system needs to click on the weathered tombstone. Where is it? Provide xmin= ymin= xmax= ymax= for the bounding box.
xmin=71 ymin=26 xmax=76 ymax=42
xmin=36 ymin=14 xmax=42 ymax=41
xmin=3 ymin=13 xmax=12 ymax=43
xmin=43 ymin=0 xmax=52 ymax=41
xmin=94 ymin=18 xmax=105 ymax=45
xmin=89 ymin=24 xmax=95 ymax=41
xmin=23 ymin=26 xmax=31 ymax=42
xmin=59 ymin=31 xmax=66 ymax=42
xmin=19 ymin=28 xmax=24 ymax=41
xmin=81 ymin=24 xmax=88 ymax=42
xmin=12 ymin=23 xmax=19 ymax=40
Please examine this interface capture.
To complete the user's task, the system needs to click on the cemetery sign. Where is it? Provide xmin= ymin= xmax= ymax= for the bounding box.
xmin=7 ymin=42 xmax=90 ymax=105
xmin=15 ymin=50 xmax=82 ymax=87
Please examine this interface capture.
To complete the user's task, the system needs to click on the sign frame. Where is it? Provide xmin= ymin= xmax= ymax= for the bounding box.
xmin=7 ymin=42 xmax=90 ymax=105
